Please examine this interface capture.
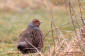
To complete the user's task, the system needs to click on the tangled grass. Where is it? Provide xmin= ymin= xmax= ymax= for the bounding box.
xmin=0 ymin=0 xmax=85 ymax=56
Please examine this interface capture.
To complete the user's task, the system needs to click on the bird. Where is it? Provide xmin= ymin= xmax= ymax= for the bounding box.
xmin=17 ymin=19 xmax=43 ymax=54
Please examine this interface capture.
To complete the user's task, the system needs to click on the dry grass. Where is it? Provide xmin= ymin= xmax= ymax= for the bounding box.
xmin=0 ymin=0 xmax=85 ymax=56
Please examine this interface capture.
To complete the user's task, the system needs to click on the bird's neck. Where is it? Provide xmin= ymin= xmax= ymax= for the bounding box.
xmin=27 ymin=22 xmax=40 ymax=30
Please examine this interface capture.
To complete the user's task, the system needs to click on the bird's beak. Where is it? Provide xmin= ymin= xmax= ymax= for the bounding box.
xmin=40 ymin=22 xmax=43 ymax=24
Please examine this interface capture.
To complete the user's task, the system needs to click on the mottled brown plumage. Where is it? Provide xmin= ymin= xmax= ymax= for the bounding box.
xmin=17 ymin=19 xmax=43 ymax=54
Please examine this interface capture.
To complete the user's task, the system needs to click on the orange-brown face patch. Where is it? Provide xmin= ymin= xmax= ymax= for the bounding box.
xmin=35 ymin=21 xmax=40 ymax=27
xmin=32 ymin=19 xmax=40 ymax=27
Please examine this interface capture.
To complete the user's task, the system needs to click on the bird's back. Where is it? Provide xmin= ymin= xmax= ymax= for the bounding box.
xmin=18 ymin=28 xmax=33 ymax=44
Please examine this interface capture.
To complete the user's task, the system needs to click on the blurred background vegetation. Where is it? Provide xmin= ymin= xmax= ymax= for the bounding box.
xmin=0 ymin=0 xmax=85 ymax=56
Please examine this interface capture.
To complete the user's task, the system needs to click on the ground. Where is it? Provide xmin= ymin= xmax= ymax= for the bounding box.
xmin=0 ymin=6 xmax=84 ymax=56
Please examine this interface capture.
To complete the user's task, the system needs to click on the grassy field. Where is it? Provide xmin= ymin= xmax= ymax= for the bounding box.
xmin=0 ymin=6 xmax=84 ymax=56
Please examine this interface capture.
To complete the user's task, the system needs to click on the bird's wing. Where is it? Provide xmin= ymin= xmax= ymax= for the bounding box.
xmin=32 ymin=29 xmax=44 ymax=51
xmin=18 ymin=29 xmax=33 ymax=43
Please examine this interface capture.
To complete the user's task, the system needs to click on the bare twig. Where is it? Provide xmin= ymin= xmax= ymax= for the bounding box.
xmin=68 ymin=0 xmax=78 ymax=37
xmin=77 ymin=0 xmax=85 ymax=25
xmin=47 ymin=0 xmax=56 ymax=55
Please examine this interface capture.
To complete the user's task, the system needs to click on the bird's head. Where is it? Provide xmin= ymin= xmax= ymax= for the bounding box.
xmin=32 ymin=19 xmax=41 ymax=27
xmin=28 ymin=19 xmax=42 ymax=29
